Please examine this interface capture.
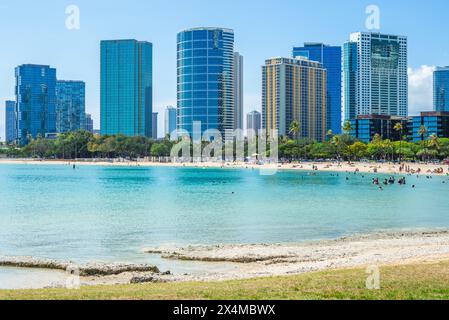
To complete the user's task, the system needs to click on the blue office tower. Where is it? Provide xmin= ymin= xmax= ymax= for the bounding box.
xmin=434 ymin=66 xmax=449 ymax=112
xmin=293 ymin=43 xmax=342 ymax=134
xmin=177 ymin=27 xmax=235 ymax=138
xmin=56 ymin=80 xmax=86 ymax=133
xmin=101 ymin=40 xmax=153 ymax=137
xmin=164 ymin=106 xmax=177 ymax=138
xmin=5 ymin=100 xmax=17 ymax=144
xmin=343 ymin=42 xmax=358 ymax=123
xmin=15 ymin=64 xmax=57 ymax=145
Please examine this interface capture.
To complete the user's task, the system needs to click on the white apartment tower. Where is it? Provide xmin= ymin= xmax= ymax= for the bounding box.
xmin=343 ymin=32 xmax=408 ymax=122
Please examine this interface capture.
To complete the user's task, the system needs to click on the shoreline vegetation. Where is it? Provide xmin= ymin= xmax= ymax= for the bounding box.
xmin=1 ymin=230 xmax=449 ymax=291
xmin=1 ymin=130 xmax=449 ymax=165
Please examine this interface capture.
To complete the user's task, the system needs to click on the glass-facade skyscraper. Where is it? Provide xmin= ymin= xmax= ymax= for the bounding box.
xmin=56 ymin=80 xmax=85 ymax=133
xmin=100 ymin=39 xmax=153 ymax=137
xmin=177 ymin=27 xmax=234 ymax=138
xmin=5 ymin=100 xmax=17 ymax=144
xmin=247 ymin=110 xmax=261 ymax=133
xmin=85 ymin=113 xmax=94 ymax=133
xmin=434 ymin=66 xmax=449 ymax=112
xmin=343 ymin=32 xmax=408 ymax=123
xmin=233 ymin=52 xmax=244 ymax=131
xmin=15 ymin=64 xmax=57 ymax=145
xmin=293 ymin=43 xmax=342 ymax=134
xmin=343 ymin=42 xmax=358 ymax=122
xmin=152 ymin=112 xmax=158 ymax=140
xmin=165 ymin=106 xmax=177 ymax=139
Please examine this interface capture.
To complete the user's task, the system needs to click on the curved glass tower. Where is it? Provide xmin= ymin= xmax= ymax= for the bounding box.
xmin=177 ymin=27 xmax=234 ymax=137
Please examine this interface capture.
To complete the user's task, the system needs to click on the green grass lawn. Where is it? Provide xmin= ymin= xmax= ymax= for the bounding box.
xmin=1 ymin=260 xmax=449 ymax=300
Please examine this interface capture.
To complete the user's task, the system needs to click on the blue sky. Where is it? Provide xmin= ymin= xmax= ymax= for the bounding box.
xmin=1 ymin=0 xmax=448 ymax=140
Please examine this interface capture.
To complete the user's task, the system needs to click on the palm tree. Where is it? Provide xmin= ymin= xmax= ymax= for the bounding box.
xmin=393 ymin=122 xmax=404 ymax=163
xmin=331 ymin=135 xmax=342 ymax=161
xmin=343 ymin=121 xmax=354 ymax=135
xmin=326 ymin=129 xmax=333 ymax=141
xmin=289 ymin=121 xmax=301 ymax=144
xmin=418 ymin=125 xmax=428 ymax=141
xmin=429 ymin=134 xmax=440 ymax=151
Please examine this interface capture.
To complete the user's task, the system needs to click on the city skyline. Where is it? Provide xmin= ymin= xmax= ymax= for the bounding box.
xmin=1 ymin=0 xmax=449 ymax=140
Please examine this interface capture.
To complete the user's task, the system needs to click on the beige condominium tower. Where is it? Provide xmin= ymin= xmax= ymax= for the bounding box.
xmin=262 ymin=57 xmax=327 ymax=141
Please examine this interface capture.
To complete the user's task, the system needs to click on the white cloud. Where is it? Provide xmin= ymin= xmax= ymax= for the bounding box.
xmin=408 ymin=65 xmax=435 ymax=116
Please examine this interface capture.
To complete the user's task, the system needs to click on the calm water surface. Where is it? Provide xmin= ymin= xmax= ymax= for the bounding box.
xmin=0 ymin=164 xmax=448 ymax=286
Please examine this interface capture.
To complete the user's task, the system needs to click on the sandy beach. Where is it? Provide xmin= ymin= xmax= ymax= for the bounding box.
xmin=1 ymin=230 xmax=449 ymax=288
xmin=1 ymin=158 xmax=449 ymax=176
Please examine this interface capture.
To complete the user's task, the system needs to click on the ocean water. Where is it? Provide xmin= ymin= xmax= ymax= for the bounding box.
xmin=0 ymin=164 xmax=448 ymax=280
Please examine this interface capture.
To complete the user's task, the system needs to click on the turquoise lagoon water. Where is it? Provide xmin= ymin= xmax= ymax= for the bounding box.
xmin=1 ymin=164 xmax=448 ymax=268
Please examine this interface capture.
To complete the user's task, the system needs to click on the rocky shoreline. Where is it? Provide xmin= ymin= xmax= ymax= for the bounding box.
xmin=2 ymin=230 xmax=449 ymax=288
xmin=143 ymin=230 xmax=449 ymax=264
xmin=0 ymin=256 xmax=161 ymax=277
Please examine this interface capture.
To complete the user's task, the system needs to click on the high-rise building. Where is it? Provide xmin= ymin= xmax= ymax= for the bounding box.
xmin=15 ymin=64 xmax=57 ymax=145
xmin=5 ymin=101 xmax=17 ymax=144
xmin=164 ymin=106 xmax=177 ymax=139
xmin=262 ymin=57 xmax=327 ymax=141
xmin=293 ymin=43 xmax=342 ymax=134
xmin=177 ymin=27 xmax=235 ymax=138
xmin=152 ymin=112 xmax=158 ymax=140
xmin=233 ymin=52 xmax=244 ymax=131
xmin=343 ymin=32 xmax=408 ymax=122
xmin=434 ymin=66 xmax=449 ymax=112
xmin=247 ymin=110 xmax=261 ymax=133
xmin=100 ymin=39 xmax=153 ymax=137
xmin=85 ymin=113 xmax=94 ymax=133
xmin=343 ymin=42 xmax=358 ymax=122
xmin=56 ymin=80 xmax=85 ymax=133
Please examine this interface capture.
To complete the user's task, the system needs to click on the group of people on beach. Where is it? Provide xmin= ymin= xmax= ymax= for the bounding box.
xmin=398 ymin=163 xmax=448 ymax=175
xmin=399 ymin=164 xmax=419 ymax=174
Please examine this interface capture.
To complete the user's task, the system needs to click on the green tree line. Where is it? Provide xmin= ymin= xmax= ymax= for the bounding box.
xmin=1 ymin=129 xmax=449 ymax=162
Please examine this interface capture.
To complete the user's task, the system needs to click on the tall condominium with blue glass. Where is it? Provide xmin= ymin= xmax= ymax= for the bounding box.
xmin=100 ymin=40 xmax=153 ymax=137
xmin=164 ymin=106 xmax=177 ymax=138
xmin=293 ymin=43 xmax=342 ymax=134
xmin=434 ymin=66 xmax=449 ymax=111
xmin=5 ymin=100 xmax=17 ymax=144
xmin=177 ymin=27 xmax=234 ymax=137
xmin=15 ymin=64 xmax=57 ymax=145
xmin=56 ymin=80 xmax=85 ymax=133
